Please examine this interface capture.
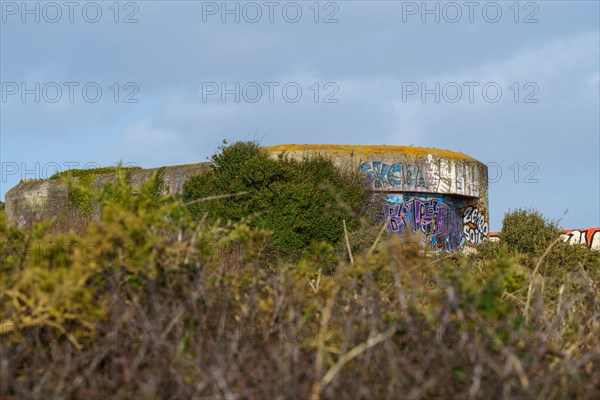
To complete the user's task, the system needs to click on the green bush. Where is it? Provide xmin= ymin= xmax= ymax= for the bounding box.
xmin=2 ymin=168 xmax=599 ymax=399
xmin=472 ymin=239 xmax=503 ymax=262
xmin=182 ymin=141 xmax=368 ymax=253
xmin=500 ymin=208 xmax=560 ymax=255
xmin=538 ymin=239 xmax=600 ymax=277
xmin=52 ymin=165 xmax=144 ymax=217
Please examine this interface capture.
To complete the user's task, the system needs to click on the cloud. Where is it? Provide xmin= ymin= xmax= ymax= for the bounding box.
xmin=3 ymin=2 xmax=599 ymax=228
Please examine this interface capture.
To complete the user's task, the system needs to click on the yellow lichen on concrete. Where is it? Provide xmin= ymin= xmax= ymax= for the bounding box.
xmin=263 ymin=144 xmax=477 ymax=161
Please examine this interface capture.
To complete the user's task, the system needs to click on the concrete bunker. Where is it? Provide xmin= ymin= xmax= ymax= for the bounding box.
xmin=5 ymin=144 xmax=489 ymax=252
xmin=264 ymin=145 xmax=489 ymax=252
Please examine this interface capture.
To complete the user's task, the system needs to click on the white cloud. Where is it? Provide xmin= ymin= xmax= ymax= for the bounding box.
xmin=110 ymin=120 xmax=200 ymax=167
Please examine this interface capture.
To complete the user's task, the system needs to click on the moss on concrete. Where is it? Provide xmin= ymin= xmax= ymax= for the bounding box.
xmin=50 ymin=166 xmax=141 ymax=180
xmin=264 ymin=144 xmax=478 ymax=161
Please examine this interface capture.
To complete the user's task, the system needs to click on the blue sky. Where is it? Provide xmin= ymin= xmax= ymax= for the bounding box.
xmin=1 ymin=0 xmax=598 ymax=230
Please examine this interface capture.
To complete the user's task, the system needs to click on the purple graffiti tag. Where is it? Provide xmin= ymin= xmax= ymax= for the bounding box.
xmin=382 ymin=195 xmax=466 ymax=252
xmin=411 ymin=199 xmax=439 ymax=235
xmin=384 ymin=203 xmax=410 ymax=233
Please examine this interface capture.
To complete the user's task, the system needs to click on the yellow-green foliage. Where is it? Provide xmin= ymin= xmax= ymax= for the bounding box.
xmin=49 ymin=166 xmax=141 ymax=180
xmin=0 ymin=212 xmax=105 ymax=349
xmin=1 ymin=166 xmax=598 ymax=399
xmin=53 ymin=165 xmax=143 ymax=216
xmin=501 ymin=208 xmax=560 ymax=254
xmin=495 ymin=208 xmax=600 ymax=279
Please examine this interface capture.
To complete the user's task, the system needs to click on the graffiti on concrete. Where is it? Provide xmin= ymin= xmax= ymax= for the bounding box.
xmin=360 ymin=158 xmax=481 ymax=197
xmin=425 ymin=155 xmax=481 ymax=197
xmin=383 ymin=194 xmax=465 ymax=251
xmin=163 ymin=175 xmax=185 ymax=195
xmin=462 ymin=205 xmax=489 ymax=246
xmin=360 ymin=161 xmax=428 ymax=191
xmin=560 ymin=228 xmax=600 ymax=250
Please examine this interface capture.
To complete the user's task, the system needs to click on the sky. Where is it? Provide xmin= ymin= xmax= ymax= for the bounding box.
xmin=1 ymin=0 xmax=599 ymax=231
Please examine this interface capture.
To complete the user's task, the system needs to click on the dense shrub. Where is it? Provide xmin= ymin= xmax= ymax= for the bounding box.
xmin=51 ymin=165 xmax=145 ymax=218
xmin=182 ymin=141 xmax=368 ymax=253
xmin=1 ymin=161 xmax=598 ymax=399
xmin=535 ymin=238 xmax=600 ymax=279
xmin=498 ymin=209 xmax=599 ymax=277
xmin=500 ymin=208 xmax=560 ymax=254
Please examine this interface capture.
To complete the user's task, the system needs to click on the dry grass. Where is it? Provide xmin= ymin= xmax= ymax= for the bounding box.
xmin=1 ymin=176 xmax=598 ymax=399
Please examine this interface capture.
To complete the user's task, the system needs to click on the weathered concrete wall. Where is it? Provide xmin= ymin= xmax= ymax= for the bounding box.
xmin=265 ymin=144 xmax=485 ymax=197
xmin=91 ymin=164 xmax=209 ymax=194
xmin=5 ymin=163 xmax=209 ymax=227
xmin=264 ymin=144 xmax=489 ymax=252
xmin=5 ymin=179 xmax=70 ymax=227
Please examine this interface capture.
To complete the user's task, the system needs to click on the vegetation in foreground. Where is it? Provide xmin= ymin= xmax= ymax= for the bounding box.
xmin=1 ymin=143 xmax=598 ymax=399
